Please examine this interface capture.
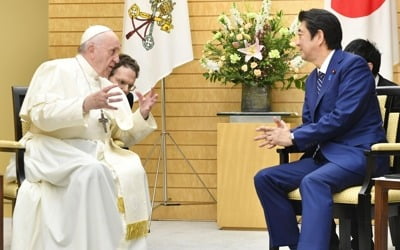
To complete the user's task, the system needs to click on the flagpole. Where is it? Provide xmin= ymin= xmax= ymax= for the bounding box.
xmin=145 ymin=77 xmax=216 ymax=216
xmin=122 ymin=0 xmax=210 ymax=224
xmin=160 ymin=77 xmax=169 ymax=204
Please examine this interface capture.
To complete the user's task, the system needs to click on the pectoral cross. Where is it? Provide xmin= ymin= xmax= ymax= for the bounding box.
xmin=98 ymin=109 xmax=109 ymax=133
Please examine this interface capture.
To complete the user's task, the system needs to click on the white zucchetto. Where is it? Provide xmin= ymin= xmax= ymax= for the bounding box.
xmin=80 ymin=25 xmax=112 ymax=45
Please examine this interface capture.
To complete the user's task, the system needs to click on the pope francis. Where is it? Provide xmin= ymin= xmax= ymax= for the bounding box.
xmin=11 ymin=25 xmax=157 ymax=250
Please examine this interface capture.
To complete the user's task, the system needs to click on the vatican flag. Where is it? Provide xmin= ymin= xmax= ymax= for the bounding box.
xmin=325 ymin=0 xmax=399 ymax=80
xmin=122 ymin=0 xmax=194 ymax=95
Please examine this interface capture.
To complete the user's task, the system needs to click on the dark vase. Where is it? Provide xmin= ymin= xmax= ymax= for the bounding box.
xmin=241 ymin=85 xmax=272 ymax=112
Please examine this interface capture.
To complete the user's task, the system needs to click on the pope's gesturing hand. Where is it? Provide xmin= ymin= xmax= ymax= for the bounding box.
xmin=136 ymin=88 xmax=158 ymax=120
xmin=83 ymin=85 xmax=123 ymax=112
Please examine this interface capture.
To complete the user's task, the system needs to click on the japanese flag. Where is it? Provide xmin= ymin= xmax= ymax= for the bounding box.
xmin=121 ymin=1 xmax=194 ymax=95
xmin=325 ymin=0 xmax=399 ymax=80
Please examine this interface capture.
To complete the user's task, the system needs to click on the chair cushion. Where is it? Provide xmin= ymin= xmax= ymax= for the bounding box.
xmin=288 ymin=186 xmax=400 ymax=204
xmin=288 ymin=189 xmax=302 ymax=200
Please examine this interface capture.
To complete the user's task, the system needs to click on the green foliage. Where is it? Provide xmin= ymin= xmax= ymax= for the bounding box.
xmin=200 ymin=0 xmax=307 ymax=90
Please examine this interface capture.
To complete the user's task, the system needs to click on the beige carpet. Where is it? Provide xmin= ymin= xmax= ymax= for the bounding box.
xmin=3 ymin=219 xmax=397 ymax=250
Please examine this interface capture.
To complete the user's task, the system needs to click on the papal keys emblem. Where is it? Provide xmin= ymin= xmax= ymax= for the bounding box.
xmin=125 ymin=0 xmax=175 ymax=51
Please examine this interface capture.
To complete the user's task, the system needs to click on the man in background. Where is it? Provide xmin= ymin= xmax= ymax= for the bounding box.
xmin=109 ymin=53 xmax=158 ymax=120
xmin=108 ymin=53 xmax=158 ymax=151
xmin=345 ymin=38 xmax=400 ymax=109
xmin=109 ymin=54 xmax=140 ymax=108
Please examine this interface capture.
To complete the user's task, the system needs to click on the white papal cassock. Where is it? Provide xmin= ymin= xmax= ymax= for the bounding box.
xmin=11 ymin=54 xmax=157 ymax=250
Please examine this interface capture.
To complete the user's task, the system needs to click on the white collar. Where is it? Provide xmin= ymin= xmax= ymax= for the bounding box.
xmin=319 ymin=50 xmax=335 ymax=75
xmin=75 ymin=54 xmax=100 ymax=81
xmin=374 ymin=74 xmax=380 ymax=86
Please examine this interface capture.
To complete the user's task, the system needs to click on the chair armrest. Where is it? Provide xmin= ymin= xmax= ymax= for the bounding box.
xmin=0 ymin=140 xmax=24 ymax=151
xmin=277 ymin=146 xmax=303 ymax=154
xmin=358 ymin=143 xmax=400 ymax=197
xmin=371 ymin=143 xmax=400 ymax=152
xmin=0 ymin=140 xmax=25 ymax=185
xmin=276 ymin=146 xmax=304 ymax=164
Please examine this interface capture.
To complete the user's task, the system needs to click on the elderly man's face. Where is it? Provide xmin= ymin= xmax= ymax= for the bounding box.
xmin=91 ymin=31 xmax=121 ymax=77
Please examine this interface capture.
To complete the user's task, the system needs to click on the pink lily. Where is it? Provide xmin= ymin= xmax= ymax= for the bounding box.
xmin=237 ymin=38 xmax=264 ymax=62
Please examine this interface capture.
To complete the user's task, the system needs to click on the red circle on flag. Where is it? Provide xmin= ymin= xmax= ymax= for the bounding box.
xmin=331 ymin=0 xmax=385 ymax=18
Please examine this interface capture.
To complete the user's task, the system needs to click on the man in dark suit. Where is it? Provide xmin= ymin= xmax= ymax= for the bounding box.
xmin=345 ymin=38 xmax=400 ymax=109
xmin=253 ymin=9 xmax=389 ymax=250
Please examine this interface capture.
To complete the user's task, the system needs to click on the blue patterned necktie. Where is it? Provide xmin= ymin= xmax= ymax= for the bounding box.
xmin=317 ymin=71 xmax=325 ymax=94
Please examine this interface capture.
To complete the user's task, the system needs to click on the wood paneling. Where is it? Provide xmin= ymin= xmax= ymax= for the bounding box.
xmin=144 ymin=159 xmax=216 ymax=174
xmin=48 ymin=0 xmax=400 ymax=222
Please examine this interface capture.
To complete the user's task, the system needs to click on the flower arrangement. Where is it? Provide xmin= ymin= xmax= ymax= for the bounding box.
xmin=200 ymin=0 xmax=306 ymax=89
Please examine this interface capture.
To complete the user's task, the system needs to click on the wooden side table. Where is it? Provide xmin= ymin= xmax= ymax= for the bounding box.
xmin=374 ymin=177 xmax=400 ymax=250
xmin=217 ymin=122 xmax=279 ymax=229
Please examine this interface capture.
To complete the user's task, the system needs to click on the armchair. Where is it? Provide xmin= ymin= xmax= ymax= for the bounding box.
xmin=0 ymin=86 xmax=28 ymax=210
xmin=274 ymin=86 xmax=400 ymax=250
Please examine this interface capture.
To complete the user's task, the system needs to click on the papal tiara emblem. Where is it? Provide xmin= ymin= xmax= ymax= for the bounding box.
xmin=125 ymin=0 xmax=175 ymax=51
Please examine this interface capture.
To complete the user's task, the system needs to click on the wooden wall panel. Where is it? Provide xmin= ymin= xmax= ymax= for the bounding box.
xmin=144 ymin=159 xmax=216 ymax=173
xmin=140 ymin=131 xmax=216 ymax=145
xmin=49 ymin=3 xmax=124 ymax=18
xmin=48 ymin=0 xmax=400 ymax=221
xmin=149 ymin=103 xmax=240 ymax=116
xmin=134 ymin=145 xmax=216 ymax=159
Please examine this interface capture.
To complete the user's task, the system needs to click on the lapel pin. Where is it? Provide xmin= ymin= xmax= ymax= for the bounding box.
xmin=328 ymin=69 xmax=336 ymax=80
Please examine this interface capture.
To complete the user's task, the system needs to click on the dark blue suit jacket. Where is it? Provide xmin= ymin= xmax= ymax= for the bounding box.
xmin=293 ymin=50 xmax=388 ymax=176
